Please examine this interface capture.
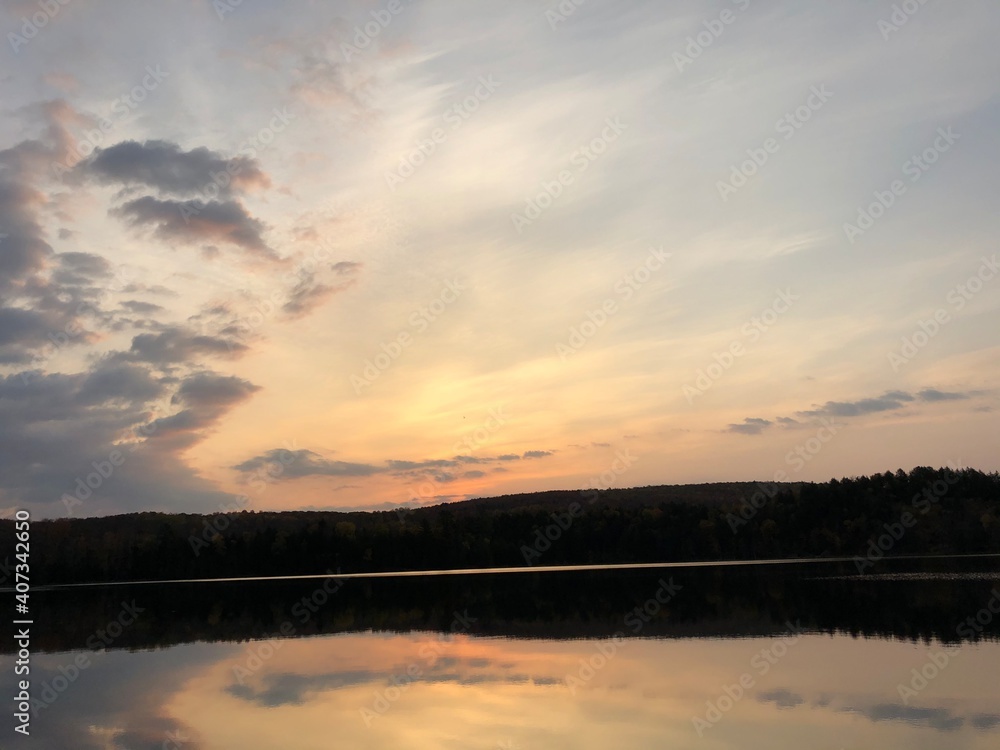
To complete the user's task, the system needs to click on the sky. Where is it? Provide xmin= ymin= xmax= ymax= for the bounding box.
xmin=1 ymin=0 xmax=998 ymax=518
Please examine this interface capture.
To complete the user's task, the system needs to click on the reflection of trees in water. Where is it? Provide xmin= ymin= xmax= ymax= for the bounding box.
xmin=13 ymin=558 xmax=1000 ymax=654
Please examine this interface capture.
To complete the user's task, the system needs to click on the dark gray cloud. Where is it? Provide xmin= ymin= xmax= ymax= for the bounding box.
xmin=77 ymin=362 xmax=165 ymax=405
xmin=971 ymin=714 xmax=1000 ymax=729
xmin=727 ymin=417 xmax=773 ymax=435
xmin=142 ymin=373 xmax=260 ymax=451
xmin=0 ymin=107 xmax=151 ymax=366
xmin=78 ymin=139 xmax=269 ymax=197
xmin=50 ymin=251 xmax=111 ymax=286
xmin=232 ymin=448 xmax=555 ymax=481
xmin=226 ymin=670 xmax=377 ymax=707
xmin=0 ymin=363 xmax=249 ymax=515
xmin=845 ymin=702 xmax=965 ymax=731
xmin=124 ymin=326 xmax=248 ymax=364
xmin=918 ymin=388 xmax=970 ymax=402
xmin=120 ymin=299 xmax=165 ymax=314
xmin=387 ymin=458 xmax=458 ymax=471
xmin=729 ymin=387 xmax=982 ymax=436
xmin=522 ymin=450 xmax=552 ymax=459
xmin=233 ymin=449 xmax=380 ymax=478
xmin=798 ymin=390 xmax=915 ymax=418
xmin=782 ymin=388 xmax=980 ymax=422
xmin=173 ymin=372 xmax=260 ymax=409
xmin=111 ymin=196 xmax=274 ymax=257
xmin=757 ymin=688 xmax=804 ymax=708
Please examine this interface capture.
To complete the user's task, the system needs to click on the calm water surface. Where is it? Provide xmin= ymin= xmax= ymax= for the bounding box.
xmin=3 ymin=557 xmax=999 ymax=748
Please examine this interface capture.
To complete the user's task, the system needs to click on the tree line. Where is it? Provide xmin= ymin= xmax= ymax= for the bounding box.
xmin=3 ymin=466 xmax=998 ymax=585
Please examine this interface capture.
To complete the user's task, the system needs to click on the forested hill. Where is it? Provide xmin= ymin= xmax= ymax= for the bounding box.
xmin=5 ymin=467 xmax=999 ymax=585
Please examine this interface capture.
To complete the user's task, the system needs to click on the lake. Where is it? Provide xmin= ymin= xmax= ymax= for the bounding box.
xmin=3 ymin=555 xmax=999 ymax=748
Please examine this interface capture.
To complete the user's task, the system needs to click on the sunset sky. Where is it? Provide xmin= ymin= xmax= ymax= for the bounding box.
xmin=1 ymin=0 xmax=998 ymax=518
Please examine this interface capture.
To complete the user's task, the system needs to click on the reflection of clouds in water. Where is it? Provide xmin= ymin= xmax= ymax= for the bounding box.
xmin=757 ymin=688 xmax=804 ymax=709
xmin=756 ymin=686 xmax=1000 ymax=733
xmin=224 ymin=652 xmax=555 ymax=708
xmin=0 ymin=644 xmax=235 ymax=750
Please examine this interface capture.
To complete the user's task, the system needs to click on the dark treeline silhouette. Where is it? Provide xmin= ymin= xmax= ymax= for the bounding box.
xmin=3 ymin=466 xmax=998 ymax=585
xmin=6 ymin=558 xmax=1000 ymax=655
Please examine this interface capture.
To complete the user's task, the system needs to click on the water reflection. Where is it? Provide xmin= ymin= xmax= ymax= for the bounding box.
xmin=2 ymin=558 xmax=999 ymax=748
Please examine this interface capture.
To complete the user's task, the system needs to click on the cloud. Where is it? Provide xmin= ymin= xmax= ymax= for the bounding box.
xmin=173 ymin=372 xmax=260 ymax=409
xmin=226 ymin=670 xmax=378 ymax=707
xmin=798 ymin=391 xmax=915 ymax=418
xmin=282 ymin=262 xmax=362 ymax=318
xmin=233 ymin=449 xmax=380 ymax=478
xmin=793 ymin=388 xmax=979 ymax=421
xmin=522 ymin=450 xmax=552 ymax=459
xmin=50 ymin=251 xmax=111 ymax=286
xmin=917 ymin=388 xmax=970 ymax=402
xmin=0 ymin=364 xmax=246 ymax=515
xmin=123 ymin=326 xmax=248 ymax=364
xmin=844 ymin=702 xmax=965 ymax=732
xmin=78 ymin=139 xmax=270 ymax=197
xmin=77 ymin=362 xmax=165 ymax=404
xmin=232 ymin=449 xmax=556 ymax=481
xmin=120 ymin=300 xmax=165 ymax=314
xmin=727 ymin=418 xmax=773 ymax=436
xmin=757 ymin=689 xmax=804 ymax=709
xmin=0 ymin=127 xmax=123 ymax=363
xmin=971 ymin=714 xmax=1000 ymax=730
xmin=111 ymin=196 xmax=275 ymax=258
xmin=145 ymin=372 xmax=261 ymax=450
